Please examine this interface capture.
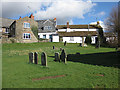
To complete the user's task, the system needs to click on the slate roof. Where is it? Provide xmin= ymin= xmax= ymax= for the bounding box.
xmin=57 ymin=24 xmax=102 ymax=29
xmin=0 ymin=18 xmax=15 ymax=28
xmin=58 ymin=31 xmax=97 ymax=37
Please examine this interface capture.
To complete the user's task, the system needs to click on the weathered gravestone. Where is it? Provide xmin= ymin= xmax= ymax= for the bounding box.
xmin=41 ymin=52 xmax=47 ymax=66
xmin=34 ymin=52 xmax=38 ymax=64
xmin=60 ymin=47 xmax=62 ymax=51
xmin=60 ymin=49 xmax=67 ymax=63
xmin=64 ymin=41 xmax=67 ymax=46
xmin=55 ymin=52 xmax=60 ymax=62
xmin=29 ymin=52 xmax=34 ymax=63
xmin=53 ymin=46 xmax=55 ymax=50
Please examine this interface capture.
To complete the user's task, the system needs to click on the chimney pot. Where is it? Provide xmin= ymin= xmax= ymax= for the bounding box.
xmin=19 ymin=16 xmax=21 ymax=19
xmin=67 ymin=21 xmax=69 ymax=28
xmin=30 ymin=14 xmax=34 ymax=20
xmin=54 ymin=18 xmax=56 ymax=21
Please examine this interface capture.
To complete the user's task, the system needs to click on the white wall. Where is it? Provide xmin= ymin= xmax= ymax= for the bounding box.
xmin=63 ymin=37 xmax=86 ymax=43
xmin=38 ymin=32 xmax=57 ymax=39
xmin=63 ymin=36 xmax=96 ymax=44
xmin=52 ymin=36 xmax=59 ymax=42
xmin=58 ymin=28 xmax=97 ymax=32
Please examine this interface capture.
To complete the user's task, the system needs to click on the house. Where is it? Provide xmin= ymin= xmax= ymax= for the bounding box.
xmin=0 ymin=18 xmax=14 ymax=38
xmin=9 ymin=14 xmax=38 ymax=43
xmin=56 ymin=21 xmax=102 ymax=44
xmin=104 ymin=32 xmax=118 ymax=45
xmin=36 ymin=18 xmax=57 ymax=42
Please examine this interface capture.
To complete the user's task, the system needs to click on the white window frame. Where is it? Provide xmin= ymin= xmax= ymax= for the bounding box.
xmin=23 ymin=33 xmax=31 ymax=39
xmin=24 ymin=22 xmax=30 ymax=28
xmin=43 ymin=35 xmax=46 ymax=39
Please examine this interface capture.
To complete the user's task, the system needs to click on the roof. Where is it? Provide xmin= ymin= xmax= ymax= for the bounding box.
xmin=58 ymin=31 xmax=97 ymax=37
xmin=57 ymin=24 xmax=102 ymax=29
xmin=104 ymin=32 xmax=117 ymax=37
xmin=0 ymin=18 xmax=15 ymax=28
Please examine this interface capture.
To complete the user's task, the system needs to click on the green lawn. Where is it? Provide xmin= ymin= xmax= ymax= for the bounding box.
xmin=2 ymin=42 xmax=120 ymax=88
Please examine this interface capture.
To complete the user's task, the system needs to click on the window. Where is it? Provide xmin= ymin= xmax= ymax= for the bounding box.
xmin=44 ymin=26 xmax=52 ymax=30
xmin=24 ymin=22 xmax=30 ymax=28
xmin=23 ymin=33 xmax=31 ymax=39
xmin=49 ymin=35 xmax=52 ymax=39
xmin=70 ymin=37 xmax=74 ymax=41
xmin=43 ymin=35 xmax=46 ymax=39
xmin=5 ymin=28 xmax=9 ymax=33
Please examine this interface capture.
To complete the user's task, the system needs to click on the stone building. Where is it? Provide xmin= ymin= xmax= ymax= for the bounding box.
xmin=9 ymin=14 xmax=38 ymax=43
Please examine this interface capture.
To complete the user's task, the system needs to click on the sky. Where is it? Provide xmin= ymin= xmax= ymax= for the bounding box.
xmin=1 ymin=0 xmax=119 ymax=29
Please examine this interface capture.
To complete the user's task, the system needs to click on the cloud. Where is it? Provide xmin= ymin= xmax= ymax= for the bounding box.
xmin=2 ymin=0 xmax=96 ymax=24
xmin=88 ymin=11 xmax=105 ymax=18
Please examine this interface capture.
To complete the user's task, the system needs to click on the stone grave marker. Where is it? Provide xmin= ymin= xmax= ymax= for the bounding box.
xmin=53 ymin=46 xmax=55 ymax=50
xmin=64 ymin=41 xmax=67 ymax=46
xmin=41 ymin=52 xmax=47 ymax=66
xmin=29 ymin=52 xmax=34 ymax=63
xmin=34 ymin=52 xmax=38 ymax=64
xmin=60 ymin=47 xmax=62 ymax=51
xmin=60 ymin=49 xmax=67 ymax=63
xmin=55 ymin=52 xmax=60 ymax=62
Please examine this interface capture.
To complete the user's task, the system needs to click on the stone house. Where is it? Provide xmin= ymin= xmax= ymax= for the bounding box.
xmin=0 ymin=18 xmax=14 ymax=38
xmin=36 ymin=18 xmax=57 ymax=42
xmin=9 ymin=14 xmax=38 ymax=43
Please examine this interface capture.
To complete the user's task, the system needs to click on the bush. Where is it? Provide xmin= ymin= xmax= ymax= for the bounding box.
xmin=85 ymin=35 xmax=92 ymax=44
xmin=10 ymin=39 xmax=15 ymax=43
xmin=31 ymin=26 xmax=38 ymax=40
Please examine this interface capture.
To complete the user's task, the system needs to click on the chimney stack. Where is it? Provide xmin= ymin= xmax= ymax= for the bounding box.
xmin=19 ymin=16 xmax=21 ymax=19
xmin=67 ymin=21 xmax=69 ymax=28
xmin=29 ymin=13 xmax=34 ymax=20
xmin=54 ymin=18 xmax=56 ymax=21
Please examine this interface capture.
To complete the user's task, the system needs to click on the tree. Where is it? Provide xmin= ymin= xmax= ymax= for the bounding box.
xmin=105 ymin=5 xmax=120 ymax=47
xmin=85 ymin=35 xmax=92 ymax=44
xmin=31 ymin=26 xmax=38 ymax=40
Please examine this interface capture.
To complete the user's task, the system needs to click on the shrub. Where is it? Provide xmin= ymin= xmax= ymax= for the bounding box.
xmin=10 ymin=39 xmax=15 ymax=43
xmin=31 ymin=26 xmax=38 ymax=40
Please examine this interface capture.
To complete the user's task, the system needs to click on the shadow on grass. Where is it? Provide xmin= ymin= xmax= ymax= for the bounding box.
xmin=67 ymin=51 xmax=120 ymax=68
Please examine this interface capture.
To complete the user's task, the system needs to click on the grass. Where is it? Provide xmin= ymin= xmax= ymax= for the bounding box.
xmin=2 ymin=42 xmax=120 ymax=88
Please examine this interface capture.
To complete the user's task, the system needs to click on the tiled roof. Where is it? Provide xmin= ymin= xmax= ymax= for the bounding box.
xmin=57 ymin=24 xmax=102 ymax=29
xmin=0 ymin=18 xmax=15 ymax=28
xmin=58 ymin=31 xmax=97 ymax=37
xmin=104 ymin=32 xmax=117 ymax=37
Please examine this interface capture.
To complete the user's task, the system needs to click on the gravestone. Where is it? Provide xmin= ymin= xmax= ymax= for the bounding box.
xmin=64 ymin=41 xmax=67 ymax=46
xmin=34 ymin=52 xmax=38 ymax=64
xmin=55 ymin=52 xmax=60 ymax=62
xmin=60 ymin=49 xmax=67 ymax=63
xmin=41 ymin=52 xmax=47 ymax=66
xmin=29 ymin=52 xmax=34 ymax=63
xmin=53 ymin=46 xmax=55 ymax=50
xmin=60 ymin=47 xmax=62 ymax=51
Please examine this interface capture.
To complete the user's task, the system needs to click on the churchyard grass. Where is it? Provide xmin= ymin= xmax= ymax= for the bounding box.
xmin=2 ymin=42 xmax=119 ymax=88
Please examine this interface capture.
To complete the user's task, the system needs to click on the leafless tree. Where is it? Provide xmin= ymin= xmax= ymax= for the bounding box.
xmin=105 ymin=3 xmax=120 ymax=46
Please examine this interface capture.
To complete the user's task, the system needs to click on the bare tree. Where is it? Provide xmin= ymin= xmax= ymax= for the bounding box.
xmin=105 ymin=3 xmax=120 ymax=46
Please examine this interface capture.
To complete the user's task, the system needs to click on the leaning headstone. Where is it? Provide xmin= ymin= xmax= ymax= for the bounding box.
xmin=41 ymin=52 xmax=47 ymax=66
xmin=34 ymin=52 xmax=38 ymax=64
xmin=64 ymin=41 xmax=67 ymax=46
xmin=60 ymin=49 xmax=67 ymax=63
xmin=53 ymin=46 xmax=55 ymax=50
xmin=29 ymin=52 xmax=34 ymax=63
xmin=55 ymin=52 xmax=60 ymax=62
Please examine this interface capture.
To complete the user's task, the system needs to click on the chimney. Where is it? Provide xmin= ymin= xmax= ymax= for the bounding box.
xmin=67 ymin=21 xmax=69 ymax=28
xmin=19 ymin=16 xmax=21 ymax=19
xmin=54 ymin=18 xmax=56 ymax=21
xmin=29 ymin=13 xmax=34 ymax=20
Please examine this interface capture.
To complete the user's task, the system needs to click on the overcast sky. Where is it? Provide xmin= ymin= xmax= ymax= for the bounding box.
xmin=1 ymin=0 xmax=119 ymax=26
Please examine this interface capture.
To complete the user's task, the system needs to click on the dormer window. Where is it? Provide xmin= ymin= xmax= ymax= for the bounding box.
xmin=44 ymin=26 xmax=52 ymax=30
xmin=24 ymin=22 xmax=30 ymax=28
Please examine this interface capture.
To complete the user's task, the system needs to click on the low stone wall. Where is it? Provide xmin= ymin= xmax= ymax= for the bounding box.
xmin=2 ymin=37 xmax=17 ymax=43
